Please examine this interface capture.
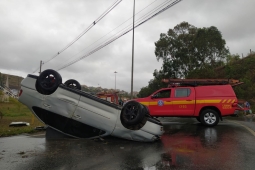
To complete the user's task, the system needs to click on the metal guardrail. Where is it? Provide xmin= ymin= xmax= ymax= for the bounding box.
xmin=0 ymin=85 xmax=18 ymax=98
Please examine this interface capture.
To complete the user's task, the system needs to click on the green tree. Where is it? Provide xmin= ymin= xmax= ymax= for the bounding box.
xmin=226 ymin=54 xmax=241 ymax=64
xmin=193 ymin=26 xmax=229 ymax=68
xmin=138 ymin=22 xmax=230 ymax=97
xmin=154 ymin=22 xmax=229 ymax=78
xmin=155 ymin=22 xmax=197 ymax=78
xmin=188 ymin=53 xmax=255 ymax=108
xmin=137 ymin=86 xmax=152 ymax=98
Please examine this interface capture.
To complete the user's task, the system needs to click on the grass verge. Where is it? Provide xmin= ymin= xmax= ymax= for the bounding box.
xmin=0 ymin=97 xmax=44 ymax=137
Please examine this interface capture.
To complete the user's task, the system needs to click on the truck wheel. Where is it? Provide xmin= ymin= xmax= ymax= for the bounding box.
xmin=36 ymin=69 xmax=62 ymax=95
xmin=120 ymin=101 xmax=147 ymax=130
xmin=200 ymin=109 xmax=219 ymax=127
xmin=64 ymin=79 xmax=81 ymax=90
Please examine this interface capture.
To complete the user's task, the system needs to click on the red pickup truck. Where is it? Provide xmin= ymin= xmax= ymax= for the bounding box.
xmin=135 ymin=80 xmax=241 ymax=127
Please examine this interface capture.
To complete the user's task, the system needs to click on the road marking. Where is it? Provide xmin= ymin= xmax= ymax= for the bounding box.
xmin=229 ymin=120 xmax=255 ymax=137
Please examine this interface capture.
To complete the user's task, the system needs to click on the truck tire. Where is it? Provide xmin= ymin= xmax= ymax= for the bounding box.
xmin=64 ymin=79 xmax=81 ymax=90
xmin=36 ymin=69 xmax=62 ymax=95
xmin=120 ymin=101 xmax=147 ymax=130
xmin=200 ymin=109 xmax=219 ymax=127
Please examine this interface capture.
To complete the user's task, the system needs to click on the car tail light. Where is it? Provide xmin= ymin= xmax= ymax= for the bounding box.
xmin=19 ymin=89 xmax=23 ymax=97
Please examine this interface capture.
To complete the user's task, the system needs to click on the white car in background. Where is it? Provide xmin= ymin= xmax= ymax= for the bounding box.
xmin=18 ymin=69 xmax=163 ymax=142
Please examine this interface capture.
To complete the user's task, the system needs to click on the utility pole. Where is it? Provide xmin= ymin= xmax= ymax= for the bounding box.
xmin=131 ymin=0 xmax=135 ymax=99
xmin=114 ymin=71 xmax=117 ymax=91
xmin=39 ymin=60 xmax=43 ymax=74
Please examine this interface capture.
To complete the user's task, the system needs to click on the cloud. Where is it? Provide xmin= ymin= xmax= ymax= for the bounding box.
xmin=0 ymin=0 xmax=254 ymax=92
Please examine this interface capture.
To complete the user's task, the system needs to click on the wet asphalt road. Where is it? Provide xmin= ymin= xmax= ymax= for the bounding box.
xmin=1 ymin=117 xmax=255 ymax=170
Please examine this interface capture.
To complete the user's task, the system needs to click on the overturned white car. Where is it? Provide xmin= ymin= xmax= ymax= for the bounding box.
xmin=18 ymin=69 xmax=163 ymax=142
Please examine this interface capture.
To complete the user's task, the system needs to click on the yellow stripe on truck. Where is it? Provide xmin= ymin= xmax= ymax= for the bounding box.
xmin=172 ymin=100 xmax=195 ymax=105
xmin=196 ymin=100 xmax=221 ymax=104
xmin=140 ymin=102 xmax=150 ymax=106
xmin=150 ymin=102 xmax=159 ymax=106
xmin=141 ymin=99 xmax=226 ymax=106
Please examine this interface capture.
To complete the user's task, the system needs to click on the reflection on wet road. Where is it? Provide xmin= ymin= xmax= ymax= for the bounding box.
xmin=1 ymin=117 xmax=255 ymax=170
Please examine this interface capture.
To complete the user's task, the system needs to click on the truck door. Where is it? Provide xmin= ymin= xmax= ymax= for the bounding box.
xmin=171 ymin=87 xmax=195 ymax=116
xmin=149 ymin=89 xmax=173 ymax=116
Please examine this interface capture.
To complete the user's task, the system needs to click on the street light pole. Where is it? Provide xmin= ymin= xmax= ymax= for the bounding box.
xmin=131 ymin=0 xmax=135 ymax=99
xmin=114 ymin=71 xmax=117 ymax=91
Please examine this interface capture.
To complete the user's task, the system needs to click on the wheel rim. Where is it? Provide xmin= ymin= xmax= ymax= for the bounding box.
xmin=204 ymin=112 xmax=216 ymax=124
xmin=40 ymin=73 xmax=56 ymax=89
xmin=123 ymin=102 xmax=139 ymax=121
xmin=67 ymin=82 xmax=78 ymax=89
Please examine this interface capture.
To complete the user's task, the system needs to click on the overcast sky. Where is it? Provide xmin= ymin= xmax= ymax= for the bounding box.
xmin=0 ymin=0 xmax=254 ymax=92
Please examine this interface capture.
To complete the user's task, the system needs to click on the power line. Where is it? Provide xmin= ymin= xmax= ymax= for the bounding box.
xmin=32 ymin=0 xmax=122 ymax=73
xmin=57 ymin=0 xmax=173 ymax=70
xmin=64 ymin=0 xmax=160 ymax=61
xmin=57 ymin=0 xmax=179 ymax=71
xmin=57 ymin=0 xmax=182 ymax=71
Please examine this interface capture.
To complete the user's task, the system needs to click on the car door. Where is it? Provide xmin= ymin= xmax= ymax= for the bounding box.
xmin=148 ymin=89 xmax=173 ymax=116
xmin=39 ymin=87 xmax=81 ymax=136
xmin=171 ymin=87 xmax=195 ymax=116
xmin=41 ymin=87 xmax=80 ymax=118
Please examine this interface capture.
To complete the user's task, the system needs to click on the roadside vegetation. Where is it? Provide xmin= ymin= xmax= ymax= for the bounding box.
xmin=0 ymin=94 xmax=44 ymax=137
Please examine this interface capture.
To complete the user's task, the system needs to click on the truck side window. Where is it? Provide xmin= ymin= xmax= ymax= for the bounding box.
xmin=175 ymin=88 xmax=191 ymax=97
xmin=154 ymin=90 xmax=171 ymax=98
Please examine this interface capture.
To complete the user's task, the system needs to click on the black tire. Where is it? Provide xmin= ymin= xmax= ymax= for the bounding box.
xmin=120 ymin=101 xmax=147 ymax=130
xmin=64 ymin=79 xmax=81 ymax=90
xmin=142 ymin=104 xmax=150 ymax=115
xmin=36 ymin=69 xmax=62 ymax=95
xmin=200 ymin=109 xmax=219 ymax=127
xmin=196 ymin=117 xmax=201 ymax=122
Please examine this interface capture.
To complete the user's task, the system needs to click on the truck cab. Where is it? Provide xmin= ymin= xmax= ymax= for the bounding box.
xmin=136 ymin=87 xmax=196 ymax=117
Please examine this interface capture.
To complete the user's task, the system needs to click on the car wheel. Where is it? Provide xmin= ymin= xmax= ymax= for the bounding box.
xmin=64 ymin=79 xmax=81 ymax=90
xmin=142 ymin=104 xmax=150 ymax=115
xmin=200 ymin=109 xmax=219 ymax=127
xmin=196 ymin=117 xmax=201 ymax=122
xmin=120 ymin=101 xmax=147 ymax=130
xmin=36 ymin=69 xmax=62 ymax=95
